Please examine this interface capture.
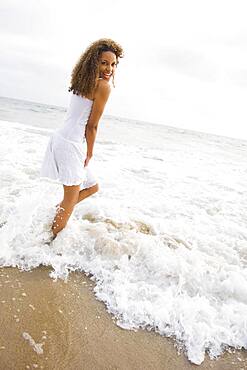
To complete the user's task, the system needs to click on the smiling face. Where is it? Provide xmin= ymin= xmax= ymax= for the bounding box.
xmin=98 ymin=51 xmax=117 ymax=81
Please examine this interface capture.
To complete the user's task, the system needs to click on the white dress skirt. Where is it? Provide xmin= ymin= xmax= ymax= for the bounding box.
xmin=40 ymin=92 xmax=98 ymax=190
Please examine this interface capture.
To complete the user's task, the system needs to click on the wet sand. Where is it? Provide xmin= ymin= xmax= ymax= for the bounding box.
xmin=0 ymin=267 xmax=246 ymax=370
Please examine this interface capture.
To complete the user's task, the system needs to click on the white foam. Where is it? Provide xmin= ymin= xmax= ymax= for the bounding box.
xmin=0 ymin=119 xmax=247 ymax=364
xmin=22 ymin=332 xmax=44 ymax=355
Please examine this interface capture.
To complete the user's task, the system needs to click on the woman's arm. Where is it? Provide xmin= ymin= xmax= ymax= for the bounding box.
xmin=84 ymin=80 xmax=111 ymax=167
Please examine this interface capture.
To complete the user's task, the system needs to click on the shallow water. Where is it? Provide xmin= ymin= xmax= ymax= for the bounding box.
xmin=0 ymin=97 xmax=247 ymax=364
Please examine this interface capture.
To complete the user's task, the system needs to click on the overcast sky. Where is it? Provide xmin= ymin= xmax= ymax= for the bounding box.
xmin=1 ymin=0 xmax=247 ymax=139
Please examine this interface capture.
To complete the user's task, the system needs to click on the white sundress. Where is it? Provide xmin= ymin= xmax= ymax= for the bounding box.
xmin=40 ymin=92 xmax=98 ymax=190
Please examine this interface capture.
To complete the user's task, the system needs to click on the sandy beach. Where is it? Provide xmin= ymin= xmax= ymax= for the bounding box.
xmin=0 ymin=267 xmax=246 ymax=370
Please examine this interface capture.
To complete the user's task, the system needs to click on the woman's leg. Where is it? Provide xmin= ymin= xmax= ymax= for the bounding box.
xmin=56 ymin=183 xmax=99 ymax=208
xmin=52 ymin=185 xmax=80 ymax=236
xmin=77 ymin=183 xmax=99 ymax=204
xmin=52 ymin=183 xmax=99 ymax=237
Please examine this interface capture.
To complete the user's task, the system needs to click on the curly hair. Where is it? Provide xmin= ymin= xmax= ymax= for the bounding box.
xmin=68 ymin=38 xmax=124 ymax=98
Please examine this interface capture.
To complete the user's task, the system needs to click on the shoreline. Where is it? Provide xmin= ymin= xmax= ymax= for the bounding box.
xmin=0 ymin=266 xmax=246 ymax=370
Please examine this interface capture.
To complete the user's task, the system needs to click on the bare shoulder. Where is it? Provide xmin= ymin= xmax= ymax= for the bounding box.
xmin=95 ymin=79 xmax=111 ymax=98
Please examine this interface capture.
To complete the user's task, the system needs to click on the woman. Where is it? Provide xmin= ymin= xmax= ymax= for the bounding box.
xmin=41 ymin=38 xmax=124 ymax=237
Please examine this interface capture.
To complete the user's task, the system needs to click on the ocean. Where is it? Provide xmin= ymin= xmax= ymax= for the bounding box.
xmin=0 ymin=95 xmax=246 ymax=365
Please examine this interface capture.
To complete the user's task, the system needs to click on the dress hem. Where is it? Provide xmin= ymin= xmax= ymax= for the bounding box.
xmin=40 ymin=175 xmax=98 ymax=189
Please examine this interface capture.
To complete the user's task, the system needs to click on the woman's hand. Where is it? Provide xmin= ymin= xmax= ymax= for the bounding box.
xmin=84 ymin=154 xmax=92 ymax=167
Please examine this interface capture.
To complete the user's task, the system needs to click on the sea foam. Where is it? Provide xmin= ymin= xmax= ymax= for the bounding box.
xmin=0 ymin=118 xmax=247 ymax=364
